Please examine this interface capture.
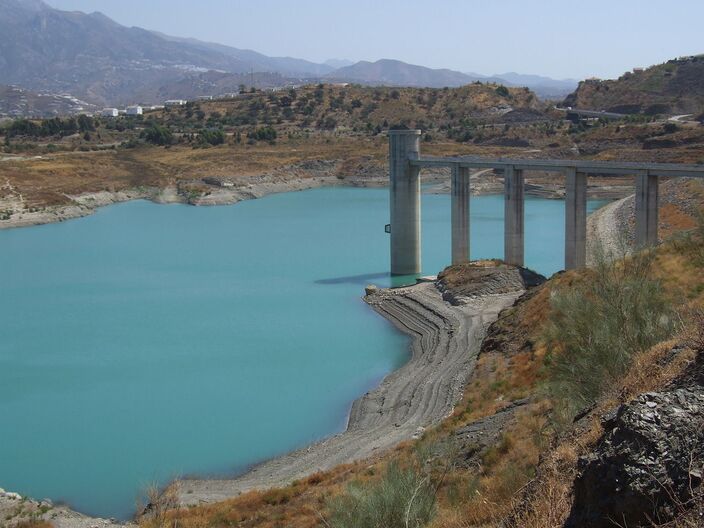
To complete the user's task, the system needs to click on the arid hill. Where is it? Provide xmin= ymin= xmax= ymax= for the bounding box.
xmin=564 ymin=54 xmax=704 ymax=115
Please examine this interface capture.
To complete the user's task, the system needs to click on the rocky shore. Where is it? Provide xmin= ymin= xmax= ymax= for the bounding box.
xmin=0 ymin=489 xmax=132 ymax=528
xmin=1 ymin=160 xmax=634 ymax=231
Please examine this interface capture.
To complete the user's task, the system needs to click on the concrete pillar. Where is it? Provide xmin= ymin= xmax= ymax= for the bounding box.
xmin=565 ymin=168 xmax=587 ymax=269
xmin=504 ymin=165 xmax=525 ymax=267
xmin=389 ymin=130 xmax=422 ymax=275
xmin=451 ymin=164 xmax=471 ymax=264
xmin=635 ymin=170 xmax=658 ymax=247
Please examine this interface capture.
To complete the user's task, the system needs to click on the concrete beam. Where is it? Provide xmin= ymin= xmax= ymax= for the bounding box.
xmin=635 ymin=170 xmax=658 ymax=247
xmin=410 ymin=156 xmax=704 ymax=178
xmin=504 ymin=166 xmax=524 ymax=266
xmin=389 ymin=130 xmax=422 ymax=275
xmin=565 ymin=168 xmax=587 ymax=269
xmin=451 ymin=164 xmax=471 ymax=264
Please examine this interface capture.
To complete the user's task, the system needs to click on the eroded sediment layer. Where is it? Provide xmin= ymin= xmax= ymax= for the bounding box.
xmin=174 ymin=281 xmax=522 ymax=505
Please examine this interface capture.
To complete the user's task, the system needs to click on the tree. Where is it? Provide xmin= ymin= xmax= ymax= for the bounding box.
xmin=77 ymin=114 xmax=95 ymax=133
xmin=143 ymin=124 xmax=173 ymax=146
xmin=248 ymin=126 xmax=277 ymax=142
xmin=197 ymin=128 xmax=226 ymax=146
xmin=495 ymin=85 xmax=510 ymax=97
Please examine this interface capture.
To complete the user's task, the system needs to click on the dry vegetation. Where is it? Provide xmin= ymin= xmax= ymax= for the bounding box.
xmin=2 ymin=82 xmax=703 ymax=213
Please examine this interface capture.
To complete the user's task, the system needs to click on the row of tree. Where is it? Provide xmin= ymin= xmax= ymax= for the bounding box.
xmin=4 ymin=115 xmax=95 ymax=138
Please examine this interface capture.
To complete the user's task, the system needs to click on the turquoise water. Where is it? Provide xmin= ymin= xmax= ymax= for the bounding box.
xmin=0 ymin=188 xmax=606 ymax=519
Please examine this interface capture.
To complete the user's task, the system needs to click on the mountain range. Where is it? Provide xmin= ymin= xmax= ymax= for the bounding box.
xmin=0 ymin=0 xmax=577 ymax=108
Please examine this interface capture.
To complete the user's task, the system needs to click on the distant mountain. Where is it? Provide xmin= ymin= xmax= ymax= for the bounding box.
xmin=492 ymin=72 xmax=578 ymax=99
xmin=323 ymin=59 xmax=575 ymax=96
xmin=150 ymin=32 xmax=334 ymax=77
xmin=0 ymin=0 xmax=333 ymax=105
xmin=324 ymin=59 xmax=355 ymax=69
xmin=0 ymin=0 xmax=581 ymax=109
xmin=324 ymin=59 xmax=485 ymax=88
xmin=563 ymin=55 xmax=704 ymax=115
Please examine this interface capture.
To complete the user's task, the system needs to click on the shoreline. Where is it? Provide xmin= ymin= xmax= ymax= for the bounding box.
xmin=0 ymin=167 xmax=632 ymax=231
xmin=172 ymin=281 xmax=524 ymax=506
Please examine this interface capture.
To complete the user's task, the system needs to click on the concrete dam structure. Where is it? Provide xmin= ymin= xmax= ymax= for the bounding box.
xmin=388 ymin=129 xmax=704 ymax=276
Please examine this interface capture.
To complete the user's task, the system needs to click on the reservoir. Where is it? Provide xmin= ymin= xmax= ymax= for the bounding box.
xmin=0 ymin=187 xmax=606 ymax=518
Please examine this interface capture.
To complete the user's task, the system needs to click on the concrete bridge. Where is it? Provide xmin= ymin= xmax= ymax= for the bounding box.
xmin=388 ymin=129 xmax=704 ymax=276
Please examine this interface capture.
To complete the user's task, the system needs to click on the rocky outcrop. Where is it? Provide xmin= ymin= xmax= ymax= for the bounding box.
xmin=437 ymin=261 xmax=545 ymax=306
xmin=566 ymin=365 xmax=704 ymax=527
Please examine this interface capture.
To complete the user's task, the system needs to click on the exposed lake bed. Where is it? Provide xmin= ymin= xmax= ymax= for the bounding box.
xmin=0 ymin=186 xmax=608 ymax=520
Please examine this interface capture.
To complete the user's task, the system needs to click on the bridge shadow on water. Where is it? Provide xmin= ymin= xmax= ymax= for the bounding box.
xmin=315 ymin=271 xmax=421 ymax=288
xmin=315 ymin=271 xmax=390 ymax=286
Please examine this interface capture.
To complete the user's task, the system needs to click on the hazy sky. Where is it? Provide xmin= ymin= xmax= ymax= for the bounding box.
xmin=46 ymin=0 xmax=704 ymax=80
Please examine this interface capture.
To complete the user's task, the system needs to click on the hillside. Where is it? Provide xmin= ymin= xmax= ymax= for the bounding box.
xmin=155 ymin=83 xmax=543 ymax=133
xmin=0 ymin=0 xmax=333 ymax=105
xmin=564 ymin=54 xmax=704 ymax=115
xmin=496 ymin=72 xmax=577 ymax=99
xmin=324 ymin=59 xmax=487 ymax=88
xmin=0 ymin=84 xmax=97 ymax=118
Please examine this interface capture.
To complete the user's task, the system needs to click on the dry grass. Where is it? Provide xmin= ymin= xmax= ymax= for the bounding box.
xmin=9 ymin=521 xmax=54 ymax=528
xmin=506 ymin=234 xmax=704 ymax=527
xmin=139 ymin=463 xmax=374 ymax=528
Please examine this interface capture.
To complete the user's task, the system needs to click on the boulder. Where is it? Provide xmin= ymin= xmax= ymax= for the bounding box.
xmin=566 ymin=387 xmax=704 ymax=527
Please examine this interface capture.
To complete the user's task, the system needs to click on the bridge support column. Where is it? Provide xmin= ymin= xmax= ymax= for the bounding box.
xmin=504 ymin=165 xmax=524 ymax=267
xmin=389 ymin=130 xmax=422 ymax=275
xmin=451 ymin=164 xmax=471 ymax=264
xmin=635 ymin=171 xmax=658 ymax=247
xmin=565 ymin=168 xmax=587 ymax=269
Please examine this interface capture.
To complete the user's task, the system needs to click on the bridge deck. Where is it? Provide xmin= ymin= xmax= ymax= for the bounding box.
xmin=410 ymin=156 xmax=704 ymax=178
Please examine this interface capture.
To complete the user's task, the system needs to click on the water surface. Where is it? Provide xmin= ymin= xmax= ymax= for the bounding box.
xmin=0 ymin=188 xmax=606 ymax=518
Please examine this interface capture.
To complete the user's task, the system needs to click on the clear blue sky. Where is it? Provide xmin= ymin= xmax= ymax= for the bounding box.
xmin=45 ymin=0 xmax=704 ymax=80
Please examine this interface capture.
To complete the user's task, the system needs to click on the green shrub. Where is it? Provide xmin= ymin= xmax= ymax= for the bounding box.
xmin=326 ymin=461 xmax=437 ymax=528
xmin=196 ymin=128 xmax=226 ymax=146
xmin=544 ymin=247 xmax=675 ymax=421
xmin=495 ymin=85 xmax=510 ymax=97
xmin=248 ymin=126 xmax=277 ymax=142
xmin=142 ymin=124 xmax=173 ymax=146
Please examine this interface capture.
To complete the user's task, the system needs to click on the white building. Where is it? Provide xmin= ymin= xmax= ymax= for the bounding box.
xmin=101 ymin=108 xmax=119 ymax=117
xmin=196 ymin=95 xmax=213 ymax=101
xmin=126 ymin=106 xmax=143 ymax=116
xmin=164 ymin=99 xmax=187 ymax=107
